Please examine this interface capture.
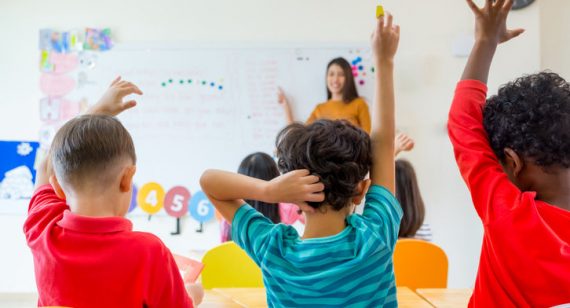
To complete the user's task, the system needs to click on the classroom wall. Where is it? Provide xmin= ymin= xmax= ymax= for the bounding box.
xmin=540 ymin=0 xmax=570 ymax=77
xmin=0 ymin=0 xmax=546 ymax=292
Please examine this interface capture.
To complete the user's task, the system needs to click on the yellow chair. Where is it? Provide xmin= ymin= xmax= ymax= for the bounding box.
xmin=393 ymin=239 xmax=448 ymax=290
xmin=201 ymin=241 xmax=263 ymax=289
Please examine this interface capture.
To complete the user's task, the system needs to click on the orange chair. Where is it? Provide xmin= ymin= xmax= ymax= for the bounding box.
xmin=393 ymin=238 xmax=448 ymax=290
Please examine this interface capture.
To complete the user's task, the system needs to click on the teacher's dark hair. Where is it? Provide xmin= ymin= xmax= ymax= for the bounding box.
xmin=326 ymin=57 xmax=359 ymax=103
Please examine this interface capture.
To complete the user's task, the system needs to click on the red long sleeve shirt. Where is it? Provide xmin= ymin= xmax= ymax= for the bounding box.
xmin=448 ymin=80 xmax=570 ymax=307
xmin=24 ymin=185 xmax=193 ymax=308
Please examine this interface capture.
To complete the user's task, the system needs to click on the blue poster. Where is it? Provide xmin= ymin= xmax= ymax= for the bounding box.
xmin=0 ymin=141 xmax=40 ymax=200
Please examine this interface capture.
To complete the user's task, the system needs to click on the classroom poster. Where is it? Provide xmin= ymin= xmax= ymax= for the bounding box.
xmin=0 ymin=141 xmax=39 ymax=200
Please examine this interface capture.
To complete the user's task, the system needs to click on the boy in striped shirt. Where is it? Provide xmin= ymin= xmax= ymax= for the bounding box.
xmin=201 ymin=14 xmax=402 ymax=307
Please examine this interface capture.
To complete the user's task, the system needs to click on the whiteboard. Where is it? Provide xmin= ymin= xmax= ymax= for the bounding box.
xmin=11 ymin=43 xmax=377 ymax=252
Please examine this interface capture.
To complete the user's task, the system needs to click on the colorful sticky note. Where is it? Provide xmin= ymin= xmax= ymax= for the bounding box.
xmin=84 ymin=28 xmax=112 ymax=51
xmin=51 ymin=53 xmax=79 ymax=74
xmin=40 ymin=97 xmax=61 ymax=121
xmin=39 ymin=73 xmax=76 ymax=96
xmin=40 ymin=50 xmax=54 ymax=72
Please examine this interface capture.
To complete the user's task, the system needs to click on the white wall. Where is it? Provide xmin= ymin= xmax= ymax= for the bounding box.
xmin=540 ymin=0 xmax=570 ymax=77
xmin=0 ymin=0 xmax=546 ymax=292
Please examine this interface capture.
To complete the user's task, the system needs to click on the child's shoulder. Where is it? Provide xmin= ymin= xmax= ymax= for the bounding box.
xmin=127 ymin=231 xmax=170 ymax=253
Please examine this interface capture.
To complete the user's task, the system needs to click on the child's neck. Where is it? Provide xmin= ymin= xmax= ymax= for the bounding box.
xmin=67 ymin=192 xmax=125 ymax=217
xmin=533 ymin=169 xmax=570 ymax=211
xmin=302 ymin=206 xmax=349 ymax=239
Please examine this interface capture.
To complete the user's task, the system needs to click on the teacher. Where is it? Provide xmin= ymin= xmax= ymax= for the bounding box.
xmin=278 ymin=57 xmax=371 ymax=133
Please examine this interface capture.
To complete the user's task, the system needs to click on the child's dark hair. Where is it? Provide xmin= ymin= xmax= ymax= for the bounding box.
xmin=51 ymin=115 xmax=136 ymax=189
xmin=276 ymin=120 xmax=371 ymax=211
xmin=326 ymin=57 xmax=359 ymax=103
xmin=395 ymin=159 xmax=425 ymax=238
xmin=483 ymin=71 xmax=570 ymax=168
xmin=238 ymin=152 xmax=281 ymax=224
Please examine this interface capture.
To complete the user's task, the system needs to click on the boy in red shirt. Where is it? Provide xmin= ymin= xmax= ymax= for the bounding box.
xmin=24 ymin=78 xmax=203 ymax=307
xmin=449 ymin=0 xmax=570 ymax=306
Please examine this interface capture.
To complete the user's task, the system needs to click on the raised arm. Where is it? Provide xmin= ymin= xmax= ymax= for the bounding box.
xmin=200 ymin=169 xmax=323 ymax=222
xmin=370 ymin=13 xmax=400 ymax=194
xmin=34 ymin=76 xmax=142 ymax=188
xmin=277 ymin=87 xmax=295 ymax=124
xmin=448 ymin=0 xmax=525 ymax=221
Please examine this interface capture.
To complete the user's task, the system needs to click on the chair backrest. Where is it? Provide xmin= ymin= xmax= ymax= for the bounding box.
xmin=201 ymin=241 xmax=263 ymax=289
xmin=393 ymin=239 xmax=448 ymax=290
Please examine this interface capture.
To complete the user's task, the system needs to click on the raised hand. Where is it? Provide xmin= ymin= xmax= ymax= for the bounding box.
xmin=466 ymin=0 xmax=524 ymax=44
xmin=395 ymin=133 xmax=415 ymax=156
xmin=88 ymin=76 xmax=143 ymax=116
xmin=461 ymin=0 xmax=525 ymax=82
xmin=372 ymin=12 xmax=400 ymax=65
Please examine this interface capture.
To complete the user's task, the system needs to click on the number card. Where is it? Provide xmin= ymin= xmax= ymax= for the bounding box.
xmin=138 ymin=182 xmax=165 ymax=214
xmin=164 ymin=186 xmax=191 ymax=218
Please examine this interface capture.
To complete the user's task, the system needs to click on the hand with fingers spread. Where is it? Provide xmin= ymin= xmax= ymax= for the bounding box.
xmin=88 ymin=76 xmax=143 ymax=116
xmin=461 ymin=0 xmax=524 ymax=82
xmin=372 ymin=12 xmax=400 ymax=65
xmin=265 ymin=170 xmax=324 ymax=210
xmin=467 ymin=0 xmax=525 ymax=45
xmin=395 ymin=133 xmax=415 ymax=156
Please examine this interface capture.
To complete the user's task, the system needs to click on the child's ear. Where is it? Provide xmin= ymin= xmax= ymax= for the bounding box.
xmin=119 ymin=165 xmax=137 ymax=193
xmin=504 ymin=148 xmax=524 ymax=177
xmin=352 ymin=179 xmax=372 ymax=205
xmin=49 ymin=175 xmax=66 ymax=200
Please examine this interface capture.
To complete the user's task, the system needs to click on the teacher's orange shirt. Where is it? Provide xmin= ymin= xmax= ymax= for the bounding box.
xmin=306 ymin=97 xmax=371 ymax=133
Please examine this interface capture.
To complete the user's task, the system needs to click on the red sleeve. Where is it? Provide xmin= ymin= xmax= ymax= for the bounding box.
xmin=24 ymin=184 xmax=69 ymax=247
xmin=448 ymin=80 xmax=523 ymax=224
xmin=148 ymin=244 xmax=194 ymax=308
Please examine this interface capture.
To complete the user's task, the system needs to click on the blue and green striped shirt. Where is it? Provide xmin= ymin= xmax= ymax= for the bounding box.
xmin=232 ymin=185 xmax=403 ymax=307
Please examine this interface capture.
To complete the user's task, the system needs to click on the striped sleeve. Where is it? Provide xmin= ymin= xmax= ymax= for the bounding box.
xmin=414 ymin=223 xmax=433 ymax=242
xmin=231 ymin=204 xmax=276 ymax=265
xmin=361 ymin=185 xmax=403 ymax=249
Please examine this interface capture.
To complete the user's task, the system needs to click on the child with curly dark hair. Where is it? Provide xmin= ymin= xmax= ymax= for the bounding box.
xmin=449 ymin=0 xmax=570 ymax=306
xmin=200 ymin=13 xmax=401 ymax=307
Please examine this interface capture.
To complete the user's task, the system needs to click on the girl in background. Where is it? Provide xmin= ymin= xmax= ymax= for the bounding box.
xmin=395 ymin=158 xmax=432 ymax=241
xmin=220 ymin=152 xmax=304 ymax=242
xmin=278 ymin=57 xmax=371 ymax=133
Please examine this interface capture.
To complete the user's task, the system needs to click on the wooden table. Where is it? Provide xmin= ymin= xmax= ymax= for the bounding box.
xmin=416 ymin=288 xmax=473 ymax=308
xmin=202 ymin=290 xmax=243 ymax=307
xmin=210 ymin=287 xmax=432 ymax=307
xmin=397 ymin=287 xmax=433 ymax=308
xmin=213 ymin=288 xmax=267 ymax=307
